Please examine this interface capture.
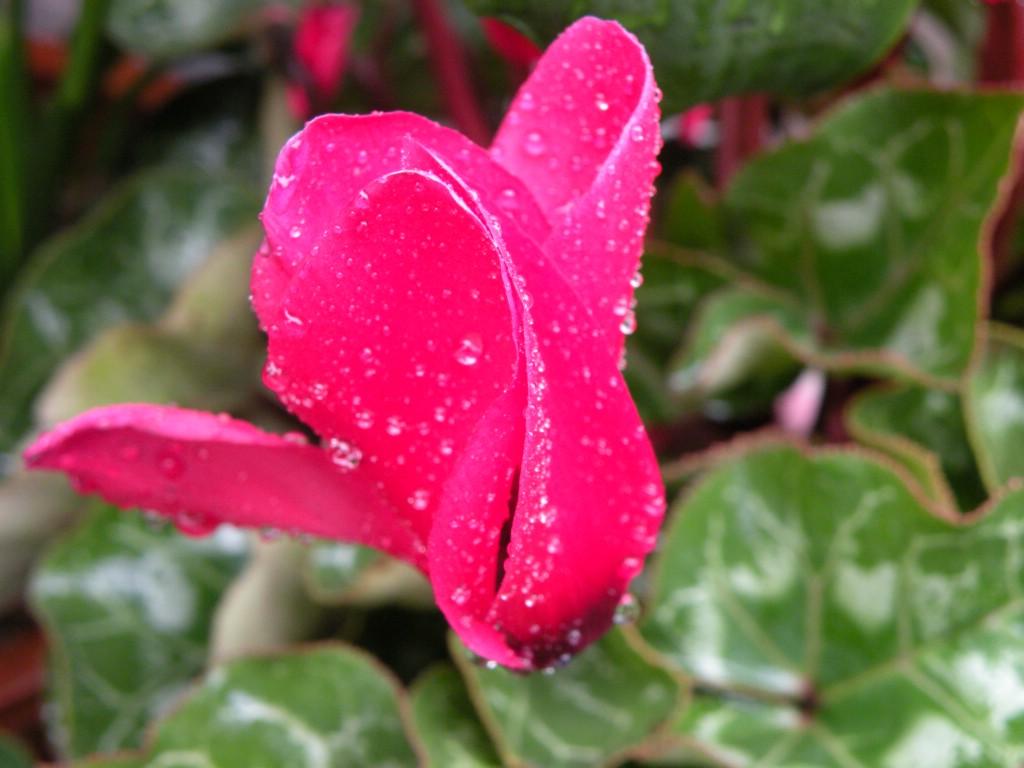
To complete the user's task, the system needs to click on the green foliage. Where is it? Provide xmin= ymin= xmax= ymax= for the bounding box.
xmin=29 ymin=504 xmax=250 ymax=758
xmin=454 ymin=631 xmax=680 ymax=767
xmin=0 ymin=168 xmax=260 ymax=460
xmin=642 ymin=446 xmax=1024 ymax=766
xmin=464 ymin=0 xmax=916 ymax=110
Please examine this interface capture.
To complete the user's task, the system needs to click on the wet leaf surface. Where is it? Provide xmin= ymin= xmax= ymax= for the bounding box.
xmin=642 ymin=445 xmax=1024 ymax=766
xmin=30 ymin=504 xmax=249 ymax=758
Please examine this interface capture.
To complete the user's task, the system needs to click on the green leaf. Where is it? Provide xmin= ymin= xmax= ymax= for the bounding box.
xmin=847 ymin=383 xmax=988 ymax=511
xmin=410 ymin=666 xmax=503 ymax=768
xmin=464 ymin=1 xmax=916 ymax=110
xmin=58 ymin=644 xmax=419 ymax=768
xmin=641 ymin=445 xmax=1024 ymax=766
xmin=302 ymin=541 xmax=434 ymax=608
xmin=304 ymin=541 xmax=383 ymax=600
xmin=33 ymin=223 xmax=266 ymax=427
xmin=667 ymin=288 xmax=806 ymax=420
xmin=965 ymin=324 xmax=1024 ymax=491
xmin=29 ymin=503 xmax=250 ymax=758
xmin=107 ymin=0 xmax=286 ymax=59
xmin=453 ymin=629 xmax=680 ymax=768
xmin=0 ymin=733 xmax=34 ymax=768
xmin=718 ymin=88 xmax=1024 ymax=385
xmin=627 ymin=259 xmax=727 ymax=421
xmin=0 ymin=167 xmax=261 ymax=463
xmin=143 ymin=644 xmax=418 ymax=768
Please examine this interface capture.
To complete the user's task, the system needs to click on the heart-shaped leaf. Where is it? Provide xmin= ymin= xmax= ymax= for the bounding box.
xmin=410 ymin=665 xmax=502 ymax=768
xmin=641 ymin=445 xmax=1024 ymax=766
xmin=29 ymin=503 xmax=250 ymax=758
xmin=54 ymin=644 xmax=419 ymax=768
xmin=452 ymin=629 xmax=680 ymax=768
xmin=715 ymin=89 xmax=1024 ymax=385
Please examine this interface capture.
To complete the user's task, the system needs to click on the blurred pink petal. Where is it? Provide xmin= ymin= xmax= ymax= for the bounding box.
xmin=286 ymin=2 xmax=358 ymax=119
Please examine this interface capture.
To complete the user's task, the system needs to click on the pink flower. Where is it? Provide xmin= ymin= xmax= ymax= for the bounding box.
xmin=286 ymin=2 xmax=358 ymax=120
xmin=24 ymin=17 xmax=664 ymax=670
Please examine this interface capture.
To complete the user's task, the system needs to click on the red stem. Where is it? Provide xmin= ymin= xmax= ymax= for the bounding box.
xmin=412 ymin=0 xmax=491 ymax=146
xmin=979 ymin=2 xmax=1024 ymax=84
xmin=715 ymin=94 xmax=768 ymax=190
xmin=980 ymin=3 xmax=1024 ymax=290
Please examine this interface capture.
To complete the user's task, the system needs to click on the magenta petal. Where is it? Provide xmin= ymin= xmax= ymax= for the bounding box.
xmin=23 ymin=405 xmax=426 ymax=568
xmin=491 ymin=17 xmax=661 ymax=351
xmin=264 ymin=170 xmax=520 ymax=543
xmin=490 ymin=238 xmax=665 ymax=669
xmin=410 ymin=155 xmax=665 ymax=668
xmin=254 ymin=113 xmax=548 ymax=331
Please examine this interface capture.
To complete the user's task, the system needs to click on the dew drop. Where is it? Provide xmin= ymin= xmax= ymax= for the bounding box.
xmin=175 ymin=511 xmax=218 ymax=537
xmin=289 ymin=226 xmax=302 ymax=239
xmin=613 ymin=593 xmax=640 ymax=625
xmin=385 ymin=416 xmax=404 ymax=436
xmin=156 ymin=450 xmax=185 ymax=480
xmin=630 ymin=124 xmax=645 ymax=143
xmin=454 ymin=333 xmax=484 ymax=365
xmin=595 ymin=95 xmax=609 ymax=111
xmin=354 ymin=410 xmax=374 ymax=429
xmin=451 ymin=586 xmax=470 ymax=606
xmin=630 ymin=271 xmax=644 ymax=289
xmin=566 ymin=628 xmax=582 ymax=647
xmin=327 ymin=438 xmax=362 ymax=470
xmin=409 ymin=489 xmax=430 ymax=510
xmin=524 ymin=131 xmax=546 ymax=157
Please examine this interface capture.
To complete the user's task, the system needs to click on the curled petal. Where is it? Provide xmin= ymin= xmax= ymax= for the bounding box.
xmin=491 ymin=17 xmax=661 ymax=351
xmin=421 ymin=153 xmax=665 ymax=669
xmin=23 ymin=405 xmax=426 ymax=568
xmin=265 ymin=170 xmax=519 ymax=543
xmin=255 ymin=113 xmax=548 ymax=331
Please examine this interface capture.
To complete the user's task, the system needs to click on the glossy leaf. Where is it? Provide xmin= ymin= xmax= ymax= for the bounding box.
xmin=668 ymin=289 xmax=806 ymax=420
xmin=58 ymin=645 xmax=419 ymax=768
xmin=107 ymin=0 xmax=279 ymax=59
xmin=641 ymin=445 xmax=1024 ymax=766
xmin=142 ymin=645 xmax=418 ymax=768
xmin=718 ymin=88 xmax=1024 ymax=385
xmin=410 ymin=666 xmax=502 ymax=768
xmin=29 ymin=503 xmax=249 ymax=758
xmin=465 ymin=0 xmax=916 ymax=110
xmin=453 ymin=629 xmax=679 ymax=768
xmin=847 ymin=384 xmax=988 ymax=511
xmin=0 ymin=167 xmax=261 ymax=460
xmin=965 ymin=324 xmax=1024 ymax=490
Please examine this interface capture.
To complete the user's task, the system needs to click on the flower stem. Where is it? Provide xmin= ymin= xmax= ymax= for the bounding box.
xmin=24 ymin=0 xmax=111 ymax=245
xmin=715 ymin=94 xmax=768 ymax=191
xmin=412 ymin=0 xmax=490 ymax=145
xmin=0 ymin=0 xmax=31 ymax=285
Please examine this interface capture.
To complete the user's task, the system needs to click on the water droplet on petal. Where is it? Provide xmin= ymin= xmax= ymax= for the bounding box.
xmin=524 ymin=131 xmax=546 ymax=157
xmin=289 ymin=226 xmax=302 ymax=239
xmin=327 ymin=438 xmax=362 ymax=470
xmin=175 ymin=510 xmax=218 ymax=537
xmin=156 ymin=450 xmax=185 ymax=480
xmin=409 ymin=489 xmax=430 ymax=510
xmin=451 ymin=586 xmax=470 ymax=606
xmin=454 ymin=333 xmax=484 ymax=365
